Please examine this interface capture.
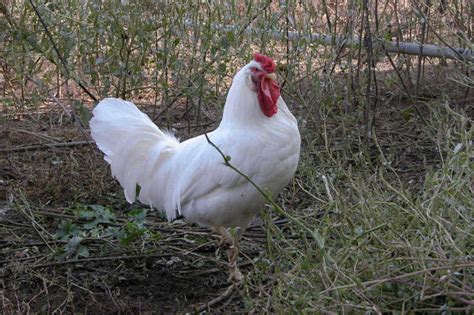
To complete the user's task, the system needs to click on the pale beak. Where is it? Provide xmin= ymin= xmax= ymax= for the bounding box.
xmin=265 ymin=73 xmax=277 ymax=81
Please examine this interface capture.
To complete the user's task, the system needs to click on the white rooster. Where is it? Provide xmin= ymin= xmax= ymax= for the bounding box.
xmin=90 ymin=53 xmax=301 ymax=281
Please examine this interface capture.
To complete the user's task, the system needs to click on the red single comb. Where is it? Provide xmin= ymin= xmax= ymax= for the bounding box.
xmin=254 ymin=53 xmax=276 ymax=73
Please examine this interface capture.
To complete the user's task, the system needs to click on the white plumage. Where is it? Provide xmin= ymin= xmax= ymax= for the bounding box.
xmin=90 ymin=54 xmax=300 ymax=281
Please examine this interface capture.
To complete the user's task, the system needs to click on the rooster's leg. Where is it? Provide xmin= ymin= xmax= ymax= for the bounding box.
xmin=214 ymin=226 xmax=243 ymax=282
xmin=214 ymin=226 xmax=233 ymax=248
xmin=228 ymin=238 xmax=243 ymax=282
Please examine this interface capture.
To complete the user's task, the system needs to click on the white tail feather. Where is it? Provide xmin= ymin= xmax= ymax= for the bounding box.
xmin=90 ymin=98 xmax=179 ymax=204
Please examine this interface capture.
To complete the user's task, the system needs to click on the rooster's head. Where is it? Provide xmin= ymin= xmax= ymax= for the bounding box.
xmin=248 ymin=53 xmax=280 ymax=117
xmin=221 ymin=53 xmax=282 ymax=125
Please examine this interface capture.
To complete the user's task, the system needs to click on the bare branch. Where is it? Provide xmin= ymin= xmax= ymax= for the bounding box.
xmin=185 ymin=20 xmax=473 ymax=62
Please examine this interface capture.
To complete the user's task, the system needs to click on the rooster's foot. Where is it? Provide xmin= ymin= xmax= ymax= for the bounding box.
xmin=228 ymin=265 xmax=243 ymax=283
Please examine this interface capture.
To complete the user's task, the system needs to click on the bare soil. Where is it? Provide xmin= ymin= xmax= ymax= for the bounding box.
xmin=1 ymin=107 xmax=252 ymax=312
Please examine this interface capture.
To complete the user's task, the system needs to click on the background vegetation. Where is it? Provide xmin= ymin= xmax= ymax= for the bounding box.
xmin=1 ymin=0 xmax=472 ymax=312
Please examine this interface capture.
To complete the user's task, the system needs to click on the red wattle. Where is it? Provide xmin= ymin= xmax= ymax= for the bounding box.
xmin=257 ymin=77 xmax=280 ymax=117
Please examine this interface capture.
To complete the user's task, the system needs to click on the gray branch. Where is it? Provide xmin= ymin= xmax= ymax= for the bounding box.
xmin=184 ymin=20 xmax=473 ymax=62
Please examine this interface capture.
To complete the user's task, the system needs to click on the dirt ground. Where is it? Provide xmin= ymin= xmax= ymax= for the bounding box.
xmin=1 ymin=100 xmax=277 ymax=312
xmin=1 ymin=62 xmax=472 ymax=313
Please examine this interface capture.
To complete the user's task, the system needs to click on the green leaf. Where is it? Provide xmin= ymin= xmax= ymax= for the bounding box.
xmin=83 ymin=218 xmax=101 ymax=230
xmin=88 ymin=204 xmax=116 ymax=222
xmin=129 ymin=208 xmax=147 ymax=223
xmin=77 ymin=245 xmax=90 ymax=258
xmin=63 ymin=236 xmax=82 ymax=258
xmin=56 ymin=220 xmax=80 ymax=240
xmin=77 ymin=209 xmax=95 ymax=219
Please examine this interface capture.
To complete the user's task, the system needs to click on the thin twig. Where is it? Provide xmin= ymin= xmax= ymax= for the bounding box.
xmin=381 ymin=47 xmax=431 ymax=129
xmin=30 ymin=253 xmax=173 ymax=270
xmin=6 ymin=128 xmax=61 ymax=143
xmin=321 ymin=175 xmax=334 ymax=202
xmin=1 ymin=141 xmax=91 ymax=153
xmin=25 ymin=75 xmax=96 ymax=164
xmin=27 ymin=0 xmax=98 ymax=102
xmin=194 ymin=281 xmax=241 ymax=312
